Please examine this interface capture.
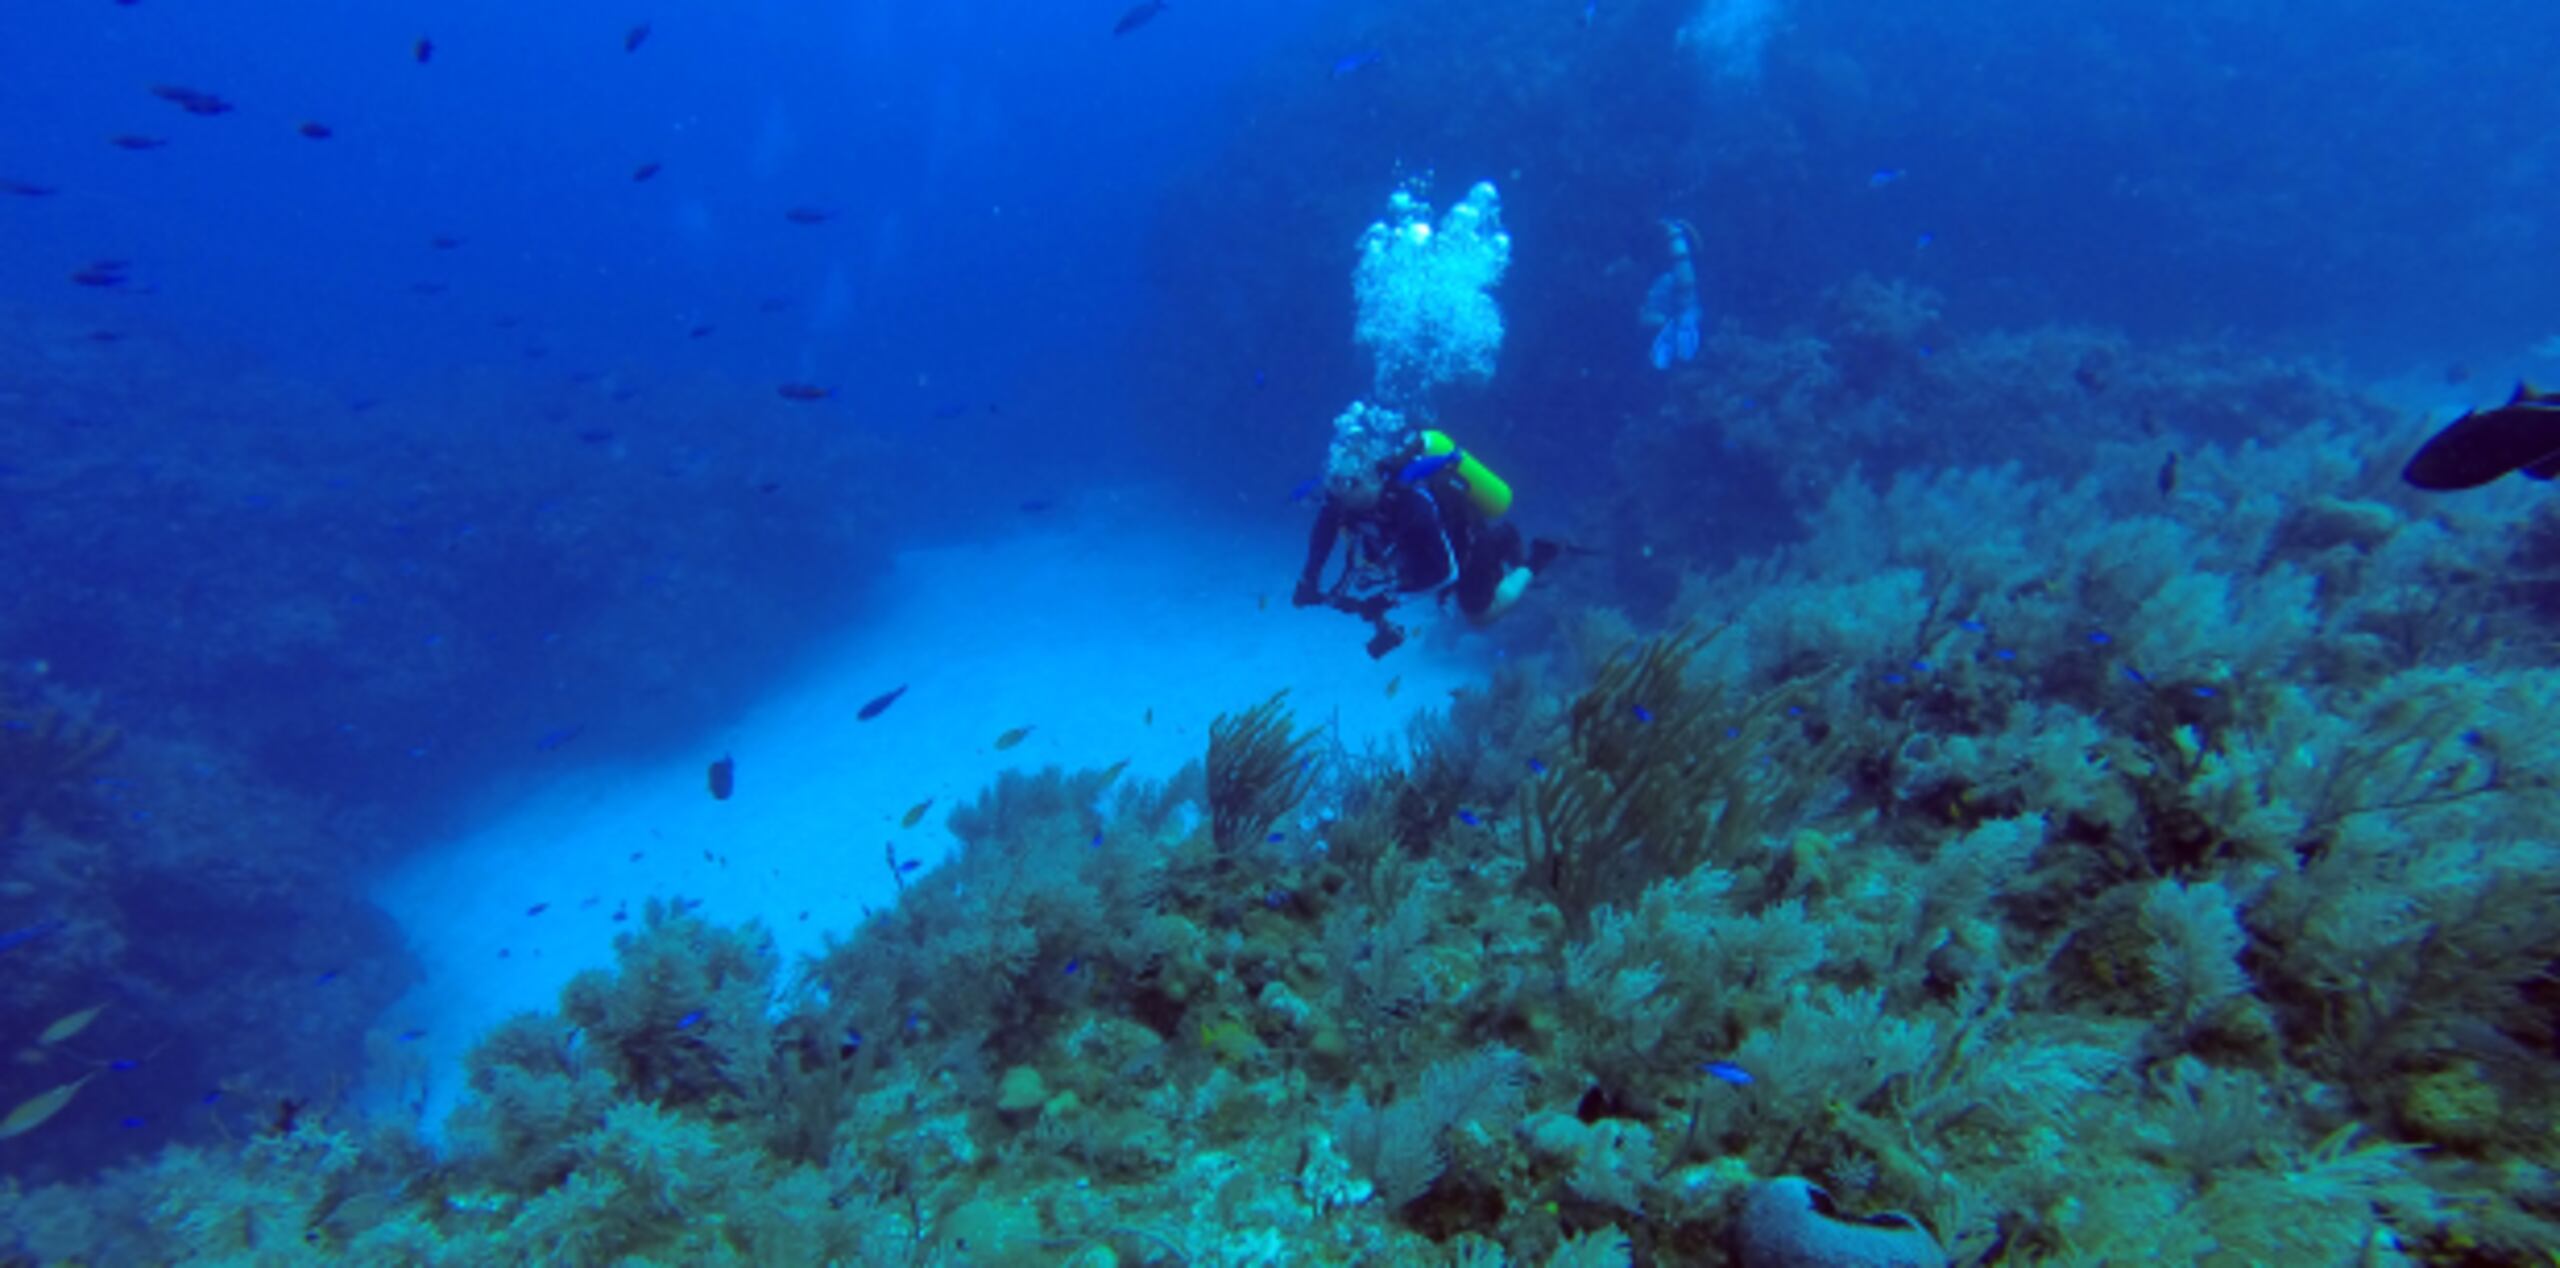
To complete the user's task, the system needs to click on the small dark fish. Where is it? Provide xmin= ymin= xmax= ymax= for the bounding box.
xmin=1063 ymin=957 xmax=1082 ymax=976
xmin=1397 ymin=450 xmax=1462 ymax=483
xmin=107 ymin=134 xmax=167 ymax=151
xmin=897 ymin=858 xmax=921 ymax=873
xmin=1700 ymin=1060 xmax=1754 ymax=1085
xmin=687 ymin=324 xmax=713 ymax=338
xmin=397 ymin=1029 xmax=427 ymax=1043
xmin=2156 ymin=451 xmax=2178 ymax=499
xmin=526 ymin=903 xmax=549 ymax=916
xmin=1 ymin=179 xmax=58 ymax=196
xmin=1017 ymin=498 xmax=1055 ymax=513
xmin=677 ymin=1011 xmax=702 ymax=1029
xmin=576 ymin=428 xmax=616 ymax=444
xmin=1631 ymin=704 xmax=1654 ymax=724
xmin=315 ymin=970 xmax=340 ymax=985
xmin=1329 ymin=50 xmax=1381 ymax=79
xmin=88 ymin=329 xmax=123 ymax=342
xmin=755 ymin=481 xmax=781 ymax=495
xmin=1288 ymin=476 xmax=1322 ymax=502
xmin=994 ymin=725 xmax=1034 ymax=750
xmin=149 ymin=84 xmax=233 ymax=116
xmin=776 ymin=383 xmax=831 ymax=401
xmin=631 ymin=161 xmax=661 ymax=182
xmin=624 ymin=22 xmax=651 ymax=52
xmin=707 ymin=753 xmax=735 ymax=800
xmin=1265 ymin=831 xmax=1285 ymax=843
xmin=110 ymin=1060 xmax=139 ymax=1072
xmin=70 ymin=262 xmax=130 ymax=288
xmin=297 ymin=121 xmax=332 ymax=139
xmin=1456 ymin=809 xmax=1481 ymax=827
xmin=901 ymin=799 xmax=933 ymax=828
xmin=1526 ymin=758 xmax=1547 ymax=774
xmin=120 ymin=1116 xmax=147 ymax=1130
xmin=2088 ymin=630 xmax=2112 ymax=647
xmin=414 ymin=37 xmax=434 ymax=64
xmin=2402 ymin=383 xmax=2560 ymax=491
xmin=429 ymin=234 xmax=463 ymax=249
xmin=782 ymin=206 xmax=833 ymax=225
xmin=1113 ymin=0 xmax=1168 ymax=35
xmin=857 ymin=684 xmax=907 ymax=720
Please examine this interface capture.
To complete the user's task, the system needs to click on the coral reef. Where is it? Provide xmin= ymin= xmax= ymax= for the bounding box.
xmin=10 ymin=317 xmax=2560 ymax=1263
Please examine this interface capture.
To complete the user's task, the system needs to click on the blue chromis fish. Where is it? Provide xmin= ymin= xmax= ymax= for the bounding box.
xmin=707 ymin=754 xmax=735 ymax=801
xmin=1329 ymin=50 xmax=1381 ymax=79
xmin=1700 ymin=1060 xmax=1753 ymax=1085
xmin=1868 ymin=168 xmax=1906 ymax=188
xmin=1397 ymin=450 xmax=1463 ymax=483
xmin=677 ymin=1011 xmax=703 ymax=1030
xmin=1288 ymin=476 xmax=1323 ymax=503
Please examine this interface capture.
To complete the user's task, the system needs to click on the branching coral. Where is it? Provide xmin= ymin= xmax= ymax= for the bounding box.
xmin=1513 ymin=625 xmax=1840 ymax=937
xmin=1207 ymin=690 xmax=1321 ymax=858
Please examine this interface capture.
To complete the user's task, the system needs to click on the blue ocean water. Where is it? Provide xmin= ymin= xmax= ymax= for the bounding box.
xmin=4 ymin=0 xmax=2558 ymax=1260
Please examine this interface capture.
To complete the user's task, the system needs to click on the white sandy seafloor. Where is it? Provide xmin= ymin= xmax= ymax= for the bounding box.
xmin=369 ymin=492 xmax=1499 ymax=1131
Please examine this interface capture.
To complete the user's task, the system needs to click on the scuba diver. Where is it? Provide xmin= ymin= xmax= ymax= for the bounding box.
xmin=1292 ymin=428 xmax=1561 ymax=658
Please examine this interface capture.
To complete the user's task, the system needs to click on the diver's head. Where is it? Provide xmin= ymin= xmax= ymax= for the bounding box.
xmin=1323 ymin=399 xmax=1412 ymax=513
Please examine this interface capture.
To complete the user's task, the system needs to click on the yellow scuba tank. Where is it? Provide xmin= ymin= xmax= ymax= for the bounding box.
xmin=1420 ymin=430 xmax=1512 ymax=519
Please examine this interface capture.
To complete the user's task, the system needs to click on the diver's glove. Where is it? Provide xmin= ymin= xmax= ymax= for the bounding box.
xmin=1365 ymin=621 xmax=1406 ymax=659
xmin=1292 ymin=578 xmax=1324 ymax=608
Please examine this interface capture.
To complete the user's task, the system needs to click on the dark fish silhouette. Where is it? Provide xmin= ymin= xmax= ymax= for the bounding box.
xmin=857 ymin=684 xmax=907 ymax=720
xmin=429 ymin=234 xmax=464 ymax=250
xmin=414 ymin=37 xmax=434 ymax=64
xmin=0 ymin=179 xmax=56 ymax=197
xmin=1113 ymin=0 xmax=1168 ymax=34
xmin=2156 ymin=451 xmax=2178 ymax=499
xmin=2402 ymin=384 xmax=2560 ymax=491
xmin=783 ymin=206 xmax=833 ymax=225
xmin=776 ymin=383 xmax=831 ymax=402
xmin=624 ymin=23 xmax=651 ymax=52
xmin=298 ymin=121 xmax=333 ymax=139
xmin=107 ymin=134 xmax=167 ymax=151
xmin=632 ymin=161 xmax=662 ymax=182
xmin=70 ymin=261 xmax=131 ymax=288
xmin=149 ymin=84 xmax=233 ymax=115
xmin=707 ymin=753 xmax=736 ymax=800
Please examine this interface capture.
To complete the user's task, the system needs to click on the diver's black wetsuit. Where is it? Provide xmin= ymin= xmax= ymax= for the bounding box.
xmin=1293 ymin=481 xmax=1532 ymax=657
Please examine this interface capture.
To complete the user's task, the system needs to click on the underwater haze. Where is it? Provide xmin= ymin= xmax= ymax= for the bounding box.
xmin=4 ymin=0 xmax=2560 ymax=1263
